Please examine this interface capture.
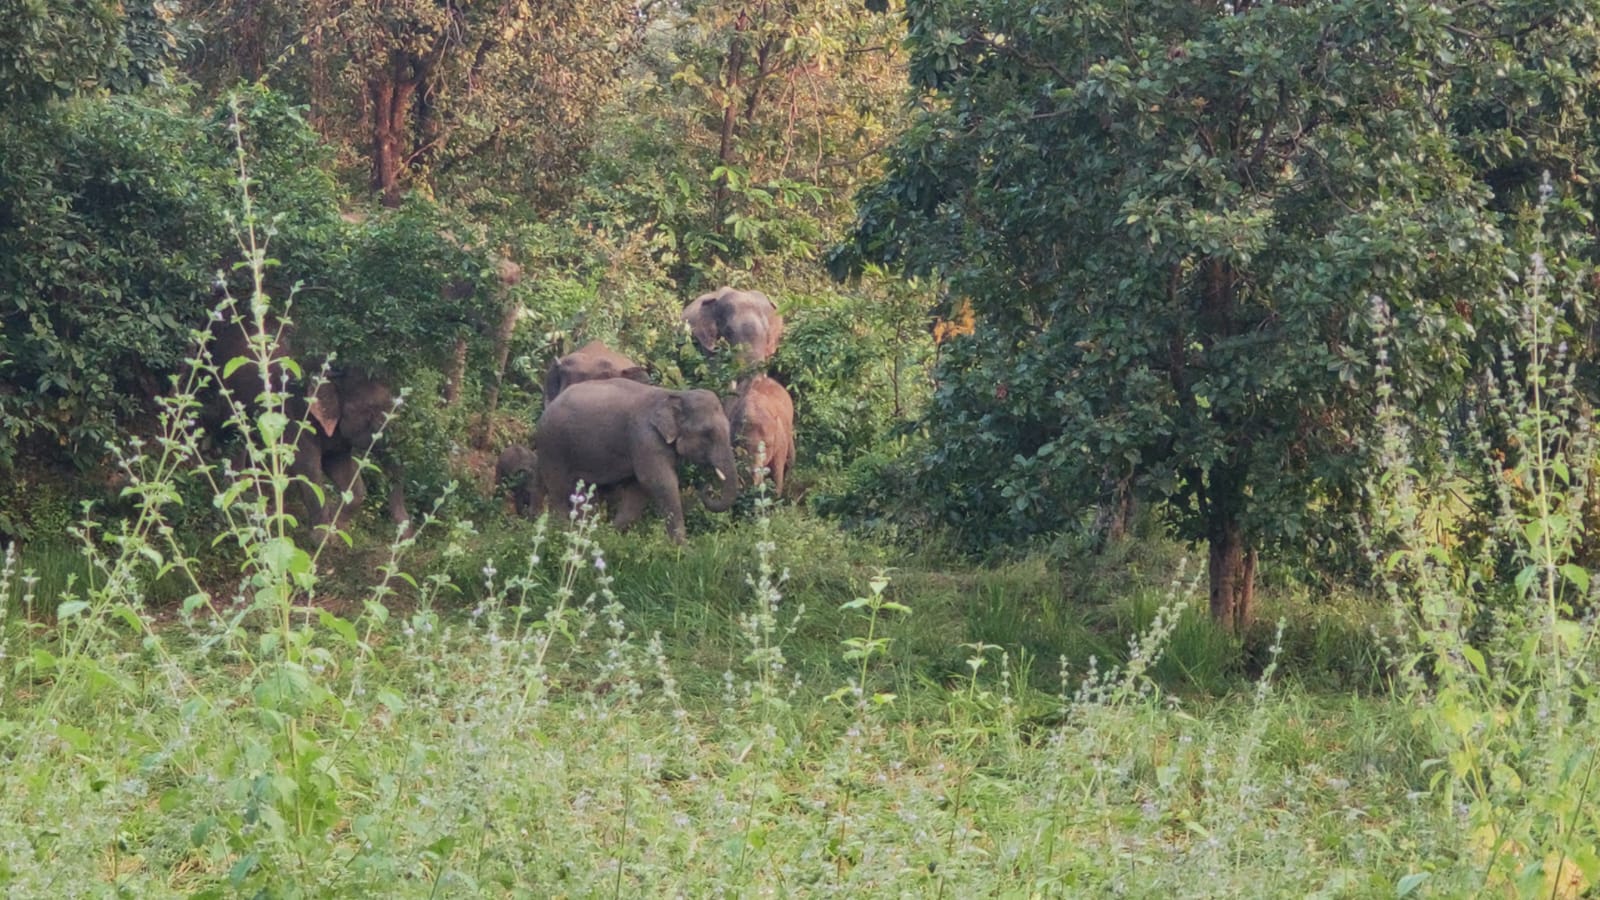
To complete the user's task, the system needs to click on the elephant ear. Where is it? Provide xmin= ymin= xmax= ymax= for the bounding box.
xmin=649 ymin=394 xmax=682 ymax=446
xmin=620 ymin=365 xmax=650 ymax=384
xmin=309 ymin=382 xmax=342 ymax=437
xmin=684 ymin=293 xmax=721 ymax=351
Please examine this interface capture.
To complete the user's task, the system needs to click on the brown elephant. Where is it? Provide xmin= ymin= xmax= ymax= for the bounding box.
xmin=495 ymin=444 xmax=539 ymax=517
xmin=724 ymin=375 xmax=796 ymax=496
xmin=531 ymin=379 xmax=738 ymax=542
xmin=682 ymin=287 xmax=784 ymax=364
xmin=542 ymin=340 xmax=650 ymax=405
xmin=204 ymin=311 xmax=408 ymax=531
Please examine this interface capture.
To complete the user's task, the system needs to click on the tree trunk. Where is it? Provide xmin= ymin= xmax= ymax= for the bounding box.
xmin=712 ymin=9 xmax=751 ymax=231
xmin=308 ymin=0 xmax=328 ymax=132
xmin=1195 ymin=254 xmax=1255 ymax=631
xmin=369 ymin=56 xmax=419 ymax=208
xmin=444 ymin=336 xmax=469 ymax=407
xmin=238 ymin=0 xmax=264 ymax=80
xmin=478 ymin=301 xmax=522 ymax=449
xmin=1207 ymin=512 xmax=1257 ymax=633
xmin=1091 ymin=469 xmax=1135 ymax=550
xmin=413 ymin=73 xmax=442 ymax=176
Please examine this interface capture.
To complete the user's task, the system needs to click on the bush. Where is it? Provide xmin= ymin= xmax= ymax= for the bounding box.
xmin=0 ymin=86 xmax=346 ymax=468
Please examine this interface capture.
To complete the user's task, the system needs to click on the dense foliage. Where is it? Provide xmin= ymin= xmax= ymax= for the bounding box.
xmin=180 ymin=0 xmax=651 ymax=208
xmin=838 ymin=0 xmax=1600 ymax=627
xmin=0 ymin=85 xmax=507 ymax=472
xmin=577 ymin=0 xmax=907 ymax=284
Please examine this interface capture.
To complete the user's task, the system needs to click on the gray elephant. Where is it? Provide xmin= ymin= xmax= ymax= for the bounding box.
xmin=682 ymin=287 xmax=784 ymax=364
xmin=205 ymin=312 xmax=408 ymax=531
xmin=532 ymin=379 xmax=739 ymax=542
xmin=495 ymin=444 xmax=539 ymax=517
xmin=724 ymin=375 xmax=796 ymax=496
xmin=543 ymin=340 xmax=650 ymax=405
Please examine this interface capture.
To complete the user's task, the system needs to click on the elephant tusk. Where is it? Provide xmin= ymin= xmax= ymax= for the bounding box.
xmin=715 ymin=467 xmax=727 ymax=482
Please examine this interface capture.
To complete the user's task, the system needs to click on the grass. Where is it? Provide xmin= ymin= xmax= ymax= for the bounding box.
xmin=0 ymin=503 xmax=1479 ymax=897
xmin=0 ymin=386 xmax=1580 ymax=896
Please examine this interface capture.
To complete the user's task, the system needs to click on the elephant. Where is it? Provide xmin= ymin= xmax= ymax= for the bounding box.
xmin=531 ymin=379 xmax=739 ymax=542
xmin=203 ymin=311 xmax=408 ymax=532
xmin=724 ymin=375 xmax=796 ymax=496
xmin=495 ymin=444 xmax=539 ymax=517
xmin=543 ymin=340 xmax=650 ymax=405
xmin=682 ymin=287 xmax=784 ymax=365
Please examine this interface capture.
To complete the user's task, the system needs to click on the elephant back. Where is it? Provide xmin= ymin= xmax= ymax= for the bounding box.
xmin=543 ymin=340 xmax=650 ymax=405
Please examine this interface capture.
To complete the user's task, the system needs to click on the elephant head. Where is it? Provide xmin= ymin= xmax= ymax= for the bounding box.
xmin=682 ymin=287 xmax=784 ymax=364
xmin=650 ymin=388 xmax=740 ymax=514
xmin=495 ymin=444 xmax=539 ymax=517
xmin=543 ymin=340 xmax=650 ymax=405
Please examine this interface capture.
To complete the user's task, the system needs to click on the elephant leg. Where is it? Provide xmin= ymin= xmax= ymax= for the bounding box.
xmin=380 ymin=459 xmax=408 ymax=525
xmin=324 ymin=452 xmax=366 ymax=529
xmin=609 ymin=481 xmax=650 ymax=533
xmin=539 ymin=464 xmax=577 ymax=521
xmin=525 ymin=469 xmax=549 ymax=519
xmin=770 ymin=451 xmax=785 ymax=497
xmin=292 ymin=432 xmax=333 ymax=528
xmin=772 ymin=435 xmax=794 ymax=497
xmin=634 ymin=456 xmax=686 ymax=543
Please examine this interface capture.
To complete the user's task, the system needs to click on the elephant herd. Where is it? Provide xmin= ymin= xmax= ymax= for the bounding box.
xmin=199 ymin=286 xmax=792 ymax=544
xmin=497 ymin=286 xmax=796 ymax=543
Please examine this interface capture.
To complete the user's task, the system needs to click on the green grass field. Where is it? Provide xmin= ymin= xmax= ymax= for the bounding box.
xmin=8 ymin=494 xmax=1585 ymax=898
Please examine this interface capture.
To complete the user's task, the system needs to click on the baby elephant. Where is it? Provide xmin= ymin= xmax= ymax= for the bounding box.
xmin=725 ymin=375 xmax=796 ymax=496
xmin=495 ymin=444 xmax=539 ymax=517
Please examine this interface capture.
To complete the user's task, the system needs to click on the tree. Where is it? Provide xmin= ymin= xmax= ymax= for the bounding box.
xmin=835 ymin=0 xmax=1513 ymax=629
xmin=577 ymin=0 xmax=905 ymax=284
xmin=0 ymin=0 xmax=124 ymax=116
xmin=180 ymin=0 xmax=651 ymax=210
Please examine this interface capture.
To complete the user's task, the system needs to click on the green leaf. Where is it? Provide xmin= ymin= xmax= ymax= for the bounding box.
xmin=1396 ymin=872 xmax=1429 ymax=896
xmin=191 ymin=817 xmax=215 ymax=848
xmin=257 ymin=410 xmax=289 ymax=444
xmin=1559 ymin=564 xmax=1589 ymax=593
xmin=318 ymin=609 xmax=359 ymax=645
xmin=1515 ymin=564 xmax=1540 ymax=597
xmin=55 ymin=723 xmax=93 ymax=752
xmin=229 ymin=853 xmax=260 ymax=887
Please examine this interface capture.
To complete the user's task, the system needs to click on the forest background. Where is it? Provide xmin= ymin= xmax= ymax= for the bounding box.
xmin=4 ymin=0 xmax=1600 ymax=895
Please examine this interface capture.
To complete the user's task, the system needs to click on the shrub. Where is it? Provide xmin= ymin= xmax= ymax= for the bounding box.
xmin=1371 ymin=195 xmax=1600 ymax=897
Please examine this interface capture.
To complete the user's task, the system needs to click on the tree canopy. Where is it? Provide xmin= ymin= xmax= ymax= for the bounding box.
xmin=181 ymin=0 xmax=652 ymax=209
xmin=832 ymin=0 xmax=1600 ymax=627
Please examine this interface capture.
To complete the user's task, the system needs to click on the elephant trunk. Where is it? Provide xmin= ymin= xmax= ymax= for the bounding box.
xmin=699 ymin=444 xmax=740 ymax=513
